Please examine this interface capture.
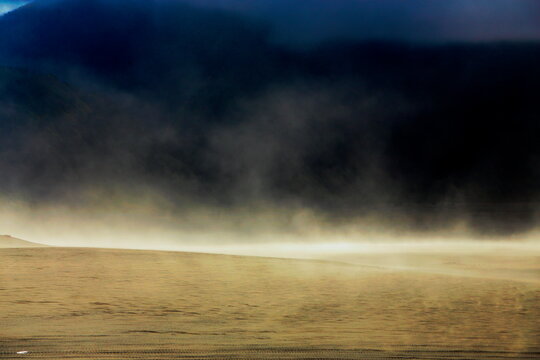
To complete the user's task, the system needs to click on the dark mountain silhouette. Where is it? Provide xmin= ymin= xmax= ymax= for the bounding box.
xmin=0 ymin=0 xmax=285 ymax=113
xmin=0 ymin=0 xmax=539 ymax=235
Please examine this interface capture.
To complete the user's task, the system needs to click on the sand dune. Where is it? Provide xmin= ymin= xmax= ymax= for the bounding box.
xmin=0 ymin=235 xmax=49 ymax=248
xmin=0 ymin=247 xmax=539 ymax=359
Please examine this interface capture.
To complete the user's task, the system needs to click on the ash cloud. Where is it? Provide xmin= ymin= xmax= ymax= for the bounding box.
xmin=0 ymin=0 xmax=539 ymax=240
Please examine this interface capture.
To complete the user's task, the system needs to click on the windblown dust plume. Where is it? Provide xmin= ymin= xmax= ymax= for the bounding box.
xmin=0 ymin=0 xmax=539 ymax=250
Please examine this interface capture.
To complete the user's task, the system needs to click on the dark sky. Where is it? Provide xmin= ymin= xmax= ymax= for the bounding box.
xmin=179 ymin=0 xmax=540 ymax=45
xmin=0 ymin=0 xmax=539 ymax=239
xmin=0 ymin=0 xmax=29 ymax=15
xmin=2 ymin=0 xmax=540 ymax=42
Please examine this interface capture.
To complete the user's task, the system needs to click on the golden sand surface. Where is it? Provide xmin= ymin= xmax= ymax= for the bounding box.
xmin=0 ymin=247 xmax=539 ymax=359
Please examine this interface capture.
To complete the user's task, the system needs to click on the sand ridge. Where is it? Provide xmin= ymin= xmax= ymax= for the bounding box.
xmin=0 ymin=235 xmax=49 ymax=248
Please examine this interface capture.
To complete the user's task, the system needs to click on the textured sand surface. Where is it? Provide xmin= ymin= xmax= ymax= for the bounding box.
xmin=0 ymin=247 xmax=539 ymax=359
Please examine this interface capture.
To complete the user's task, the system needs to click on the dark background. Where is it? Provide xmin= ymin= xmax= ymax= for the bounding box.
xmin=0 ymin=0 xmax=539 ymax=236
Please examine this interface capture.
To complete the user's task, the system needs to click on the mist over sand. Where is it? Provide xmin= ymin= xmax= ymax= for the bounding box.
xmin=1 ymin=186 xmax=539 ymax=250
xmin=1 ymin=0 xmax=540 ymax=358
xmin=1 ymin=185 xmax=539 ymax=359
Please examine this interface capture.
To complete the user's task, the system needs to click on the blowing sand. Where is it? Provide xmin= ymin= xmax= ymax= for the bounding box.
xmin=0 ymin=246 xmax=539 ymax=359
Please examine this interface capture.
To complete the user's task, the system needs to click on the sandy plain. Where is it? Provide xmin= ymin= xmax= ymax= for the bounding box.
xmin=0 ymin=244 xmax=539 ymax=359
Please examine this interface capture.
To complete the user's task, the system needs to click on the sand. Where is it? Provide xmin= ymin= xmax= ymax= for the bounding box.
xmin=0 ymin=236 xmax=49 ymax=248
xmin=0 ymin=246 xmax=539 ymax=359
